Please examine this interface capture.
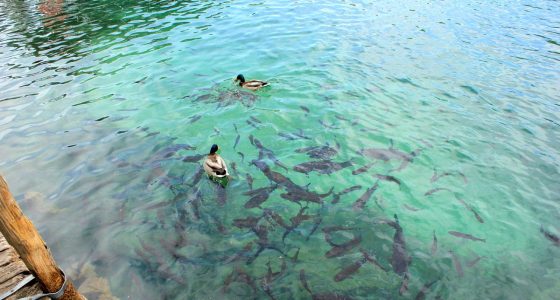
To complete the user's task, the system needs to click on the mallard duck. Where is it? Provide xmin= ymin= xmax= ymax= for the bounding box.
xmin=234 ymin=74 xmax=269 ymax=91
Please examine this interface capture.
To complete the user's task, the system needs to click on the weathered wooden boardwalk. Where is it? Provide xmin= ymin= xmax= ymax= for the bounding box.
xmin=0 ymin=232 xmax=45 ymax=299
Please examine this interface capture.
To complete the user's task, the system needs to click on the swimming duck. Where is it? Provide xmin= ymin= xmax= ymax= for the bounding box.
xmin=234 ymin=74 xmax=269 ymax=91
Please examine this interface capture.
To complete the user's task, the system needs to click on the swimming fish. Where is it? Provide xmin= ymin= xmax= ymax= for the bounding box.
xmin=332 ymin=185 xmax=362 ymax=204
xmin=300 ymin=105 xmax=310 ymax=114
xmin=300 ymin=269 xmax=353 ymax=300
xmin=238 ymin=151 xmax=245 ymax=162
xmin=334 ymin=254 xmax=368 ymax=282
xmin=403 ymin=204 xmax=420 ymax=212
xmin=233 ymin=134 xmax=240 ymax=149
xmin=245 ymin=173 xmax=254 ymax=190
xmin=243 ymin=185 xmax=277 ymax=208
xmin=233 ymin=216 xmax=261 ymax=229
xmin=352 ymin=162 xmax=376 ymax=175
xmin=424 ymin=188 xmax=451 ymax=196
xmin=182 ymin=153 xmax=205 ymax=163
xmin=387 ymin=214 xmax=411 ymax=275
xmin=295 ymin=144 xmax=339 ymax=160
xmin=448 ymin=231 xmax=486 ymax=242
xmin=251 ymin=137 xmax=288 ymax=171
xmin=431 ymin=169 xmax=468 ymax=184
xmin=467 ymin=256 xmax=486 ymax=267
xmin=325 ymin=236 xmax=362 ymax=258
xmin=456 ymin=198 xmax=484 ymax=223
xmin=319 ymin=120 xmax=340 ymax=130
xmin=250 ymin=116 xmax=263 ymax=124
xmin=281 ymin=207 xmax=314 ymax=242
xmin=362 ymin=250 xmax=388 ymax=272
xmin=188 ymin=165 xmax=205 ymax=187
xmin=353 ymin=182 xmax=379 ymax=210
xmin=293 ymin=160 xmax=352 ymax=175
xmin=540 ymin=226 xmax=560 ymax=246
xmin=374 ymin=174 xmax=401 ymax=186
xmin=359 ymin=146 xmax=421 ymax=172
xmin=449 ymin=251 xmax=464 ymax=277
xmin=189 ymin=114 xmax=202 ymax=124
xmin=431 ymin=230 xmax=438 ymax=255
xmin=306 ymin=216 xmax=323 ymax=241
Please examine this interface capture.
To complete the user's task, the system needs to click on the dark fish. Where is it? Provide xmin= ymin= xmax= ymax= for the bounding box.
xmin=403 ymin=204 xmax=420 ymax=212
xmin=182 ymin=154 xmax=205 ymax=163
xmin=325 ymin=236 xmax=362 ymax=258
xmin=234 ymin=123 xmax=239 ymax=133
xmin=278 ymin=132 xmax=298 ymax=141
xmin=362 ymin=250 xmax=388 ymax=272
xmin=374 ymin=174 xmax=401 ymax=186
xmin=424 ymin=188 xmax=451 ymax=196
xmin=243 ymin=185 xmax=277 ymax=208
xmin=431 ymin=230 xmax=438 ymax=255
xmin=448 ymin=231 xmax=486 ymax=242
xmin=293 ymin=160 xmax=352 ymax=175
xmin=414 ymin=278 xmax=439 ymax=300
xmin=247 ymin=119 xmax=259 ymax=129
xmin=456 ymin=198 xmax=484 ymax=223
xmin=352 ymin=162 xmax=376 ymax=175
xmin=189 ymin=114 xmax=202 ymax=124
xmin=299 ymin=269 xmax=313 ymax=295
xmin=540 ymin=226 xmax=560 ymax=246
xmin=334 ymin=114 xmax=350 ymax=122
xmin=233 ymin=134 xmax=240 ymax=149
xmin=306 ymin=216 xmax=323 ymax=241
xmin=323 ymin=226 xmax=355 ymax=247
xmin=359 ymin=147 xmax=420 ymax=172
xmin=353 ymin=182 xmax=379 ymax=210
xmin=246 ymin=173 xmax=254 ymax=190
xmin=188 ymin=166 xmax=205 ymax=187
xmin=234 ymin=216 xmax=261 ymax=229
xmin=431 ymin=170 xmax=468 ymax=184
xmin=252 ymin=137 xmax=288 ymax=171
xmin=332 ymin=185 xmax=362 ymax=204
xmin=334 ymin=255 xmax=368 ymax=282
xmin=295 ymin=145 xmax=338 ymax=160
xmin=467 ymin=256 xmax=486 ymax=267
xmin=449 ymin=251 xmax=464 ymax=277
xmin=291 ymin=247 xmax=300 ymax=263
xmin=95 ymin=116 xmax=109 ymax=121
xmin=282 ymin=207 xmax=313 ymax=242
xmin=300 ymin=105 xmax=310 ymax=114
xmin=388 ymin=214 xmax=410 ymax=275
xmin=250 ymin=116 xmax=263 ymax=124
xmin=238 ymin=151 xmax=245 ymax=162
xmin=319 ymin=120 xmax=340 ymax=130
xmin=263 ymin=209 xmax=289 ymax=229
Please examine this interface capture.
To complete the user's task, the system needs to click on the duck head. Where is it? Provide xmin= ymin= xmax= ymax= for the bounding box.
xmin=234 ymin=74 xmax=245 ymax=85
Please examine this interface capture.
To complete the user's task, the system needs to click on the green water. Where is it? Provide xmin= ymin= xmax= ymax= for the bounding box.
xmin=1 ymin=0 xmax=559 ymax=299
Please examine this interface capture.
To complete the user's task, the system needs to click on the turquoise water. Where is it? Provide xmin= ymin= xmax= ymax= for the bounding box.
xmin=1 ymin=0 xmax=559 ymax=299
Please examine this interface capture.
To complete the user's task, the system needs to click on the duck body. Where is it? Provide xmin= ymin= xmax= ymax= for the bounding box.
xmin=235 ymin=74 xmax=269 ymax=91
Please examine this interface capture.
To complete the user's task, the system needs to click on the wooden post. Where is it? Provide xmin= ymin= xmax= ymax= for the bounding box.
xmin=0 ymin=175 xmax=83 ymax=300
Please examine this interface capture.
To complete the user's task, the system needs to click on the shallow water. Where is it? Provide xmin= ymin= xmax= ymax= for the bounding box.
xmin=1 ymin=0 xmax=559 ymax=299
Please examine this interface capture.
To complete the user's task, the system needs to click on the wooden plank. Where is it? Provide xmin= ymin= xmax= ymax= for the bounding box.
xmin=0 ymin=175 xmax=83 ymax=300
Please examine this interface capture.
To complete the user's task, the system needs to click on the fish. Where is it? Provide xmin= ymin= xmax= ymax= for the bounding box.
xmin=282 ymin=207 xmax=314 ymax=242
xmin=263 ymin=209 xmax=289 ymax=229
xmin=246 ymin=173 xmax=254 ymax=190
xmin=233 ymin=216 xmax=261 ymax=229
xmin=278 ymin=132 xmax=298 ymax=141
xmin=188 ymin=166 xmax=205 ymax=186
xmin=238 ymin=151 xmax=245 ymax=162
xmin=252 ymin=137 xmax=288 ymax=171
xmin=540 ymin=226 xmax=560 ymax=246
xmin=95 ymin=116 xmax=109 ymax=121
xmin=300 ymin=106 xmax=310 ymax=114
xmin=424 ymin=188 xmax=451 ymax=196
xmin=467 ymin=256 xmax=486 ymax=267
xmin=323 ymin=226 xmax=356 ymax=247
xmin=306 ymin=216 xmax=323 ymax=241
xmin=234 ymin=123 xmax=239 ymax=133
xmin=250 ymin=116 xmax=263 ymax=124
xmin=352 ymin=162 xmax=376 ymax=175
xmin=448 ymin=231 xmax=486 ymax=242
xmin=299 ymin=269 xmax=313 ymax=295
xmin=387 ymin=214 xmax=410 ymax=275
xmin=247 ymin=119 xmax=259 ymax=129
xmin=189 ymin=114 xmax=202 ymax=124
xmin=431 ymin=170 xmax=468 ymax=184
xmin=293 ymin=160 xmax=352 ymax=175
xmin=359 ymin=147 xmax=420 ymax=172
xmin=182 ymin=153 xmax=205 ymax=163
xmin=243 ymin=185 xmax=277 ymax=208
xmin=334 ymin=255 xmax=368 ymax=282
xmin=319 ymin=120 xmax=340 ymax=130
xmin=403 ymin=204 xmax=420 ymax=212
xmin=449 ymin=251 xmax=464 ymax=277
xmin=374 ymin=174 xmax=401 ymax=186
xmin=334 ymin=114 xmax=350 ymax=122
xmin=325 ymin=236 xmax=362 ymax=258
xmin=361 ymin=250 xmax=388 ymax=272
xmin=332 ymin=185 xmax=362 ymax=204
xmin=291 ymin=248 xmax=300 ymax=263
xmin=414 ymin=278 xmax=439 ymax=300
xmin=456 ymin=198 xmax=484 ymax=223
xmin=431 ymin=230 xmax=438 ymax=255
xmin=353 ymin=182 xmax=379 ymax=210
xmin=234 ymin=134 xmax=240 ymax=149
xmin=295 ymin=145 xmax=339 ymax=160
